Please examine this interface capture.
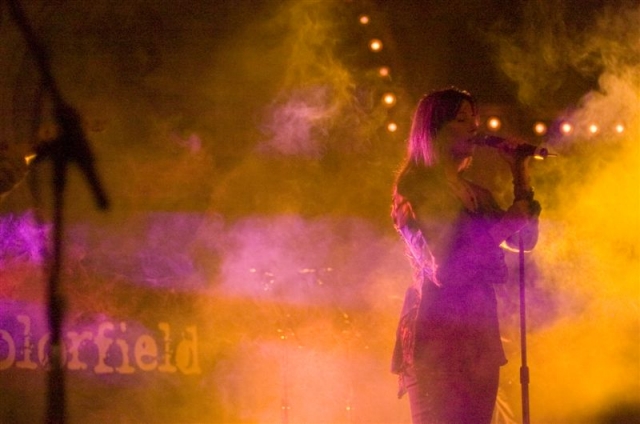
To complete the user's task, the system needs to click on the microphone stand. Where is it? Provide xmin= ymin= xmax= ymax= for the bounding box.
xmin=7 ymin=1 xmax=109 ymax=423
xmin=518 ymin=233 xmax=530 ymax=424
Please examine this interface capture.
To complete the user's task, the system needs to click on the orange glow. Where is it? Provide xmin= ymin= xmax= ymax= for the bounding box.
xmin=378 ymin=66 xmax=390 ymax=77
xmin=382 ymin=92 xmax=396 ymax=107
xmin=588 ymin=123 xmax=599 ymax=134
xmin=24 ymin=154 xmax=37 ymax=165
xmin=359 ymin=15 xmax=370 ymax=25
xmin=533 ymin=121 xmax=547 ymax=136
xmin=368 ymin=39 xmax=383 ymax=52
xmin=486 ymin=116 xmax=501 ymax=131
xmin=387 ymin=122 xmax=398 ymax=132
xmin=560 ymin=121 xmax=573 ymax=135
xmin=615 ymin=123 xmax=625 ymax=133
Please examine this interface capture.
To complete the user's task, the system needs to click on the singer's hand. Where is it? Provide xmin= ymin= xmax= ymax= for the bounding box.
xmin=489 ymin=198 xmax=539 ymax=243
xmin=508 ymin=199 xmax=540 ymax=220
xmin=494 ymin=137 xmax=535 ymax=202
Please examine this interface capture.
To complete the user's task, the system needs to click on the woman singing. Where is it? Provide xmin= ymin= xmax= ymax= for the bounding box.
xmin=390 ymin=87 xmax=540 ymax=424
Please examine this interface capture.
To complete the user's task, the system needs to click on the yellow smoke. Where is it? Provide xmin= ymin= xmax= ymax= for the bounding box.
xmin=496 ymin=2 xmax=640 ymax=421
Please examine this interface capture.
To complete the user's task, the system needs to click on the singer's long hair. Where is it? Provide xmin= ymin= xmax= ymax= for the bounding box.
xmin=406 ymin=87 xmax=475 ymax=168
xmin=393 ymin=87 xmax=475 ymax=201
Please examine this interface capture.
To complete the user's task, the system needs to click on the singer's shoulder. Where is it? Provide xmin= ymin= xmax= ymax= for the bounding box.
xmin=396 ymin=167 xmax=441 ymax=197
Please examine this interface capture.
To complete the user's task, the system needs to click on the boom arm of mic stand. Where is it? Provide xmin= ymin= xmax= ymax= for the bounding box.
xmin=52 ymin=102 xmax=109 ymax=209
xmin=9 ymin=0 xmax=109 ymax=210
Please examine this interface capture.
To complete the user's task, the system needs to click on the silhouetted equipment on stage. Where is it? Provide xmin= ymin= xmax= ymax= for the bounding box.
xmin=6 ymin=1 xmax=110 ymax=423
xmin=475 ymin=131 xmax=544 ymax=423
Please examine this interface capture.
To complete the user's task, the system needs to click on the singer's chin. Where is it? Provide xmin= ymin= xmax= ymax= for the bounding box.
xmin=451 ymin=148 xmax=474 ymax=166
xmin=460 ymin=156 xmax=473 ymax=171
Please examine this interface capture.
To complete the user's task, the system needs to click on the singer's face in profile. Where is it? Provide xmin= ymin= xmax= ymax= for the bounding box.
xmin=439 ymin=100 xmax=478 ymax=161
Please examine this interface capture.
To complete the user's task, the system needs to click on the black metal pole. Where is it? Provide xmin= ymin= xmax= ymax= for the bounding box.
xmin=7 ymin=2 xmax=109 ymax=423
xmin=45 ymin=157 xmax=67 ymax=424
xmin=519 ymin=233 xmax=530 ymax=424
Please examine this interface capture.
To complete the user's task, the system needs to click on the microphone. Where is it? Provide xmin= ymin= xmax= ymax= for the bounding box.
xmin=472 ymin=134 xmax=555 ymax=160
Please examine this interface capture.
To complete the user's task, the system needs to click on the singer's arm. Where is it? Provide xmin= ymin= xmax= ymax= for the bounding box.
xmin=489 ymin=155 xmax=541 ymax=250
xmin=509 ymin=155 xmax=540 ymax=250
